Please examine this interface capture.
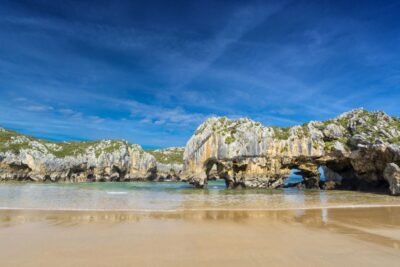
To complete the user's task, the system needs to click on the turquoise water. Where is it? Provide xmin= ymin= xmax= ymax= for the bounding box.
xmin=0 ymin=181 xmax=400 ymax=211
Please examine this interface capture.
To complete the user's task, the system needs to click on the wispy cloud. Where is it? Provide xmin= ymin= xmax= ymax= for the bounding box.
xmin=0 ymin=0 xmax=399 ymax=147
xmin=93 ymin=95 xmax=210 ymax=127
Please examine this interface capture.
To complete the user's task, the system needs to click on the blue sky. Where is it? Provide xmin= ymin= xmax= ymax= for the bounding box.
xmin=0 ymin=0 xmax=400 ymax=148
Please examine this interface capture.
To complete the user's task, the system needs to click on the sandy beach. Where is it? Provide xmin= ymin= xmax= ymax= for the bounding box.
xmin=1 ymin=207 xmax=399 ymax=267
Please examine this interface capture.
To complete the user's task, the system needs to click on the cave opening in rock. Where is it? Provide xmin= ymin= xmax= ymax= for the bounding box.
xmin=287 ymin=169 xmax=303 ymax=183
xmin=87 ymin=174 xmax=95 ymax=182
xmin=203 ymin=158 xmax=233 ymax=188
xmin=285 ymin=169 xmax=304 ymax=188
xmin=319 ymin=166 xmax=326 ymax=181
xmin=285 ymin=166 xmax=326 ymax=189
xmin=204 ymin=158 xmax=220 ymax=181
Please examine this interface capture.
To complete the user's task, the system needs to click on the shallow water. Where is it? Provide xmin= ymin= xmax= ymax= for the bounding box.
xmin=0 ymin=181 xmax=399 ymax=211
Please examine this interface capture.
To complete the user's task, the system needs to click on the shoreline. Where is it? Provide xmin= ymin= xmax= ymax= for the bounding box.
xmin=2 ymin=203 xmax=400 ymax=213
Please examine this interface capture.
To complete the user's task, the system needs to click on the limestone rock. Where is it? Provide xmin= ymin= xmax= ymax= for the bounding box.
xmin=323 ymin=124 xmax=345 ymax=140
xmin=183 ymin=117 xmax=324 ymax=189
xmin=146 ymin=147 xmax=184 ymax=181
xmin=2 ymin=108 xmax=400 ymax=196
xmin=384 ymin=163 xmax=400 ymax=195
xmin=183 ymin=109 xmax=400 ymax=194
xmin=0 ymin=130 xmax=157 ymax=182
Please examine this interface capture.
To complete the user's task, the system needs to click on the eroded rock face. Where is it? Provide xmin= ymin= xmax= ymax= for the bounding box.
xmin=183 ymin=109 xmax=400 ymax=195
xmin=2 ymin=108 xmax=400 ymax=195
xmin=384 ymin=163 xmax=400 ymax=195
xmin=183 ymin=117 xmax=325 ymax=189
xmin=146 ymin=147 xmax=184 ymax=181
xmin=0 ymin=133 xmax=157 ymax=182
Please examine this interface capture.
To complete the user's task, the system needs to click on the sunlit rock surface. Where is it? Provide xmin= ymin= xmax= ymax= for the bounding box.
xmin=183 ymin=109 xmax=400 ymax=195
xmin=0 ymin=132 xmax=157 ymax=182
xmin=146 ymin=147 xmax=184 ymax=181
xmin=384 ymin=163 xmax=400 ymax=195
xmin=2 ymin=108 xmax=400 ymax=195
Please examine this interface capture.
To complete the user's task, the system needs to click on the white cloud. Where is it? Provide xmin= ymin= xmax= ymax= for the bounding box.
xmin=25 ymin=105 xmax=53 ymax=112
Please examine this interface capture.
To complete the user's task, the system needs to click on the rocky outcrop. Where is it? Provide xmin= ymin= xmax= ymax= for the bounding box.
xmin=2 ymin=108 xmax=400 ymax=195
xmin=146 ymin=147 xmax=184 ymax=181
xmin=384 ymin=163 xmax=400 ymax=195
xmin=183 ymin=109 xmax=400 ymax=195
xmin=0 ymin=130 xmax=158 ymax=182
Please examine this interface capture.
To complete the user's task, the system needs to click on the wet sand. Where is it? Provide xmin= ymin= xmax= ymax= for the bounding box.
xmin=0 ymin=207 xmax=399 ymax=267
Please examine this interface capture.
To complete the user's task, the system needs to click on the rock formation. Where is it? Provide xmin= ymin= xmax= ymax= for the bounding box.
xmin=146 ymin=147 xmax=184 ymax=181
xmin=0 ymin=129 xmax=163 ymax=182
xmin=183 ymin=109 xmax=400 ymax=195
xmin=2 ymin=108 xmax=400 ymax=196
xmin=384 ymin=163 xmax=400 ymax=195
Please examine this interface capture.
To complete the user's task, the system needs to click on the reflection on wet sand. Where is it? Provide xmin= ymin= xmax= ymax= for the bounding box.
xmin=1 ymin=207 xmax=399 ymax=250
xmin=1 ymin=207 xmax=400 ymax=267
xmin=1 ymin=207 xmax=399 ymax=225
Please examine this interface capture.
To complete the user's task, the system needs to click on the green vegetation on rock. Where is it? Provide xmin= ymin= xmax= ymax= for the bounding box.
xmin=299 ymin=124 xmax=310 ymax=138
xmin=323 ymin=138 xmax=350 ymax=153
xmin=225 ymin=136 xmax=236 ymax=145
xmin=48 ymin=140 xmax=124 ymax=158
xmin=48 ymin=141 xmax=96 ymax=157
xmin=146 ymin=148 xmax=184 ymax=164
xmin=324 ymin=140 xmax=336 ymax=152
xmin=0 ymin=128 xmax=125 ymax=158
xmin=0 ymin=129 xmax=33 ymax=153
xmin=389 ymin=137 xmax=400 ymax=144
xmin=272 ymin=127 xmax=290 ymax=140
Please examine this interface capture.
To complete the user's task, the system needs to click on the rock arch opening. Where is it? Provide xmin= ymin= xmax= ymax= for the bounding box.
xmin=204 ymin=158 xmax=229 ymax=188
xmin=284 ymin=169 xmax=304 ymax=188
xmin=202 ymin=158 xmax=247 ymax=189
xmin=285 ymin=166 xmax=327 ymax=189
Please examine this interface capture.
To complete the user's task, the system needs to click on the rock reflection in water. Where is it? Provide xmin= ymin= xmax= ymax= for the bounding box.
xmin=1 ymin=207 xmax=399 ymax=227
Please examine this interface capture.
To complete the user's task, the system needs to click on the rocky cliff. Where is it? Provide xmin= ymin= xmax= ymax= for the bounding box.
xmin=183 ymin=109 xmax=400 ymax=195
xmin=0 ymin=128 xmax=159 ymax=182
xmin=146 ymin=147 xmax=184 ymax=181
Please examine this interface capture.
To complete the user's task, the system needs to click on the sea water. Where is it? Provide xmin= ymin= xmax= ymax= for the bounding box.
xmin=0 ymin=180 xmax=400 ymax=211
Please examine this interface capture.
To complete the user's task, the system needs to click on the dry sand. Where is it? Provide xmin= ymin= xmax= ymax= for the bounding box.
xmin=0 ymin=207 xmax=399 ymax=267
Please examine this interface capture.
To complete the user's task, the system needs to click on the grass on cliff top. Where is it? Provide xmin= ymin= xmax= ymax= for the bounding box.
xmin=0 ymin=128 xmax=124 ymax=157
xmin=146 ymin=149 xmax=184 ymax=164
xmin=43 ymin=140 xmax=124 ymax=158
xmin=0 ymin=129 xmax=33 ymax=153
xmin=48 ymin=141 xmax=97 ymax=157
